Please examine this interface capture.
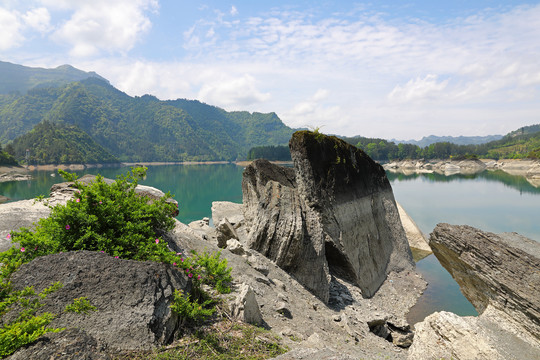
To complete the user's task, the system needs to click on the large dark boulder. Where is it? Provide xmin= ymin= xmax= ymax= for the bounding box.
xmin=242 ymin=131 xmax=413 ymax=301
xmin=9 ymin=251 xmax=190 ymax=356
xmin=8 ymin=328 xmax=110 ymax=360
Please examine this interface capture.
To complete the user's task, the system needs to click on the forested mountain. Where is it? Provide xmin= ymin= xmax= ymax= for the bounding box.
xmin=0 ymin=73 xmax=295 ymax=162
xmin=342 ymin=127 xmax=540 ymax=161
xmin=0 ymin=61 xmax=106 ymax=94
xmin=247 ymin=145 xmax=291 ymax=161
xmin=391 ymin=134 xmax=503 ymax=147
xmin=506 ymin=124 xmax=540 ymax=138
xmin=11 ymin=121 xmax=118 ymax=164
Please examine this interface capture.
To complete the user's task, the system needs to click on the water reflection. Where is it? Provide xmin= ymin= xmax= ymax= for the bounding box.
xmin=390 ymin=169 xmax=540 ymax=324
xmin=387 ymin=170 xmax=540 ymax=195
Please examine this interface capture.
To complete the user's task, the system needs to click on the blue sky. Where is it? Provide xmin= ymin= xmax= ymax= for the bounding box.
xmin=1 ymin=1 xmax=539 ymax=140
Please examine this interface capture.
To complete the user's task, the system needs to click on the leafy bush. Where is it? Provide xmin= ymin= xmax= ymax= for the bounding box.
xmin=191 ymin=251 xmax=232 ymax=294
xmin=1 ymin=167 xmax=177 ymax=277
xmin=0 ymin=167 xmax=233 ymax=356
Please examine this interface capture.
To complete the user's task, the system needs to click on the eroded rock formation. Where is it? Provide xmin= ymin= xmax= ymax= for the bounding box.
xmin=409 ymin=224 xmax=540 ymax=359
xmin=242 ymin=131 xmax=414 ymax=302
xmin=429 ymin=224 xmax=540 ymax=340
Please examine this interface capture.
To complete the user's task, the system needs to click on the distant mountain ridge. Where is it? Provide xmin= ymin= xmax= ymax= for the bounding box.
xmin=0 ymin=61 xmax=106 ymax=94
xmin=0 ymin=62 xmax=295 ymax=163
xmin=391 ymin=134 xmax=503 ymax=147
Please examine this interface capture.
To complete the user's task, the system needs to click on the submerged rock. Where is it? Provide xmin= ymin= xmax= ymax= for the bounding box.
xmin=242 ymin=131 xmax=414 ymax=302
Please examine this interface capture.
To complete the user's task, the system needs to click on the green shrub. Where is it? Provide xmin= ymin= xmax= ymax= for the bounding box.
xmin=170 ymin=290 xmax=215 ymax=324
xmin=0 ymin=167 xmax=234 ymax=356
xmin=1 ymin=167 xmax=177 ymax=278
xmin=191 ymin=251 xmax=232 ymax=294
xmin=64 ymin=297 xmax=97 ymax=314
xmin=0 ymin=282 xmax=64 ymax=358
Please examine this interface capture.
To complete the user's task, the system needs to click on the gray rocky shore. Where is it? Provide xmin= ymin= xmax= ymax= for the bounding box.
xmin=0 ymin=132 xmax=538 ymax=359
xmin=384 ymin=158 xmax=540 ymax=185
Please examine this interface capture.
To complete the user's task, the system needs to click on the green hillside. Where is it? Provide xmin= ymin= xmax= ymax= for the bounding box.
xmin=0 ymin=144 xmax=17 ymax=166
xmin=340 ymin=127 xmax=540 ymax=161
xmin=11 ymin=121 xmax=118 ymax=164
xmin=0 ymin=77 xmax=294 ymax=162
xmin=0 ymin=61 xmax=106 ymax=94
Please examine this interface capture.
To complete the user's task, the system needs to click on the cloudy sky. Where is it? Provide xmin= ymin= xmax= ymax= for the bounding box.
xmin=1 ymin=1 xmax=539 ymax=140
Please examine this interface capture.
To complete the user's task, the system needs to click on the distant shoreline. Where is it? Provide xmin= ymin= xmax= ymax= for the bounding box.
xmin=1 ymin=160 xmax=295 ymax=173
xmin=0 ymin=160 xmax=295 ymax=182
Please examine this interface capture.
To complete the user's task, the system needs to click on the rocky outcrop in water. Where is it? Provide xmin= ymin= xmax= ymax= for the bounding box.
xmin=384 ymin=159 xmax=487 ymax=175
xmin=409 ymin=224 xmax=540 ymax=359
xmin=430 ymin=224 xmax=540 ymax=339
xmin=242 ymin=131 xmax=414 ymax=302
xmin=8 ymin=251 xmax=190 ymax=355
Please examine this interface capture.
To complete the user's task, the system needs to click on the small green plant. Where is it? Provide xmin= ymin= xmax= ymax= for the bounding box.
xmin=192 ymin=251 xmax=232 ymax=294
xmin=170 ymin=290 xmax=215 ymax=324
xmin=64 ymin=297 xmax=97 ymax=314
xmin=0 ymin=282 xmax=64 ymax=358
xmin=311 ymin=126 xmax=325 ymax=142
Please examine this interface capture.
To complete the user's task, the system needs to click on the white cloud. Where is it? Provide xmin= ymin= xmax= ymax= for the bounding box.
xmin=198 ymin=74 xmax=271 ymax=107
xmin=22 ymin=7 xmax=51 ymax=33
xmin=0 ymin=7 xmax=23 ymax=50
xmin=281 ymin=89 xmax=343 ymax=129
xmin=230 ymin=6 xmax=238 ymax=16
xmin=388 ymin=75 xmax=449 ymax=103
xmin=53 ymin=0 xmax=158 ymax=57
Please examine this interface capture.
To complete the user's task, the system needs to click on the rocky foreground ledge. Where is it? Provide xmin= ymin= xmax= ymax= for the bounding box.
xmin=409 ymin=224 xmax=540 ymax=359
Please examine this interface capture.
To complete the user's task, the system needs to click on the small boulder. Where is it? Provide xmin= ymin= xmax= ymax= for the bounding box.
xmin=216 ymin=218 xmax=239 ymax=248
xmin=226 ymin=238 xmax=245 ymax=255
xmin=230 ymin=283 xmax=263 ymax=325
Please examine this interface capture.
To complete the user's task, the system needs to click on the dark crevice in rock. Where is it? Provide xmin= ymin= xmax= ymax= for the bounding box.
xmin=367 ymin=319 xmax=414 ymax=348
xmin=325 ymin=241 xmax=356 ymax=283
xmin=368 ymin=319 xmax=393 ymax=342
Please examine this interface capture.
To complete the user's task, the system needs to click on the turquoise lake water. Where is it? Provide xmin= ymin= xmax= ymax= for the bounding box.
xmin=1 ymin=165 xmax=539 ymax=324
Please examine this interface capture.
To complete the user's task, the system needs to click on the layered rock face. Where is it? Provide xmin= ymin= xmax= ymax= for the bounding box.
xmin=242 ymin=131 xmax=413 ymax=301
xmin=409 ymin=223 xmax=540 ymax=359
xmin=429 ymin=224 xmax=540 ymax=340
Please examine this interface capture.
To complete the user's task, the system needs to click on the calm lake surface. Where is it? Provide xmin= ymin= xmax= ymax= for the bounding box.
xmin=1 ymin=165 xmax=539 ymax=324
xmin=388 ymin=170 xmax=540 ymax=324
